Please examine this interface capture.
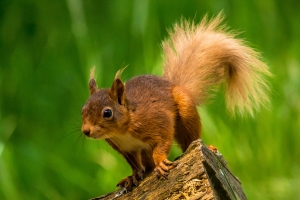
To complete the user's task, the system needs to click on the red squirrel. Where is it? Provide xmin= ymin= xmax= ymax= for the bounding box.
xmin=81 ymin=13 xmax=271 ymax=190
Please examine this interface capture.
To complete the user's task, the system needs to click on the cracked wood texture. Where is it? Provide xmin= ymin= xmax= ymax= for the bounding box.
xmin=92 ymin=139 xmax=247 ymax=200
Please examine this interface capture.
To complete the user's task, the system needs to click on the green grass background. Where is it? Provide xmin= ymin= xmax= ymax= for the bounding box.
xmin=1 ymin=0 xmax=300 ymax=199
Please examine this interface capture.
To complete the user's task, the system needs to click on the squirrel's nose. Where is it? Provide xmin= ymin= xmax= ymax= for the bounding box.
xmin=82 ymin=128 xmax=90 ymax=136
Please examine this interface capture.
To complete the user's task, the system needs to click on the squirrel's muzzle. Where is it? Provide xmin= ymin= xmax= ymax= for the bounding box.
xmin=82 ymin=128 xmax=90 ymax=136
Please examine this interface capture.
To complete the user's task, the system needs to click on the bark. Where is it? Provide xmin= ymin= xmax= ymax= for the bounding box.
xmin=92 ymin=139 xmax=247 ymax=200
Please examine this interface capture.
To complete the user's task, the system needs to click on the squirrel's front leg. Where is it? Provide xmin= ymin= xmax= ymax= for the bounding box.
xmin=152 ymin=139 xmax=176 ymax=179
xmin=117 ymin=150 xmax=145 ymax=190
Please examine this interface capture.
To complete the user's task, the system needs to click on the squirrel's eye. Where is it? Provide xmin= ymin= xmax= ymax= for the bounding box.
xmin=103 ymin=109 xmax=113 ymax=118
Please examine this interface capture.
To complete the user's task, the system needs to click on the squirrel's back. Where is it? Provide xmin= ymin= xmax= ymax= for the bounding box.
xmin=125 ymin=75 xmax=176 ymax=113
xmin=126 ymin=75 xmax=173 ymax=103
xmin=162 ymin=13 xmax=271 ymax=116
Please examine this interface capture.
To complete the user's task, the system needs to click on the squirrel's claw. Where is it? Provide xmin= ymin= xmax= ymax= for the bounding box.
xmin=117 ymin=169 xmax=144 ymax=191
xmin=154 ymin=159 xmax=176 ymax=179
xmin=117 ymin=176 xmax=135 ymax=191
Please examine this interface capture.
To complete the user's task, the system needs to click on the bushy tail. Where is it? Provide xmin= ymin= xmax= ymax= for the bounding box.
xmin=162 ymin=13 xmax=271 ymax=116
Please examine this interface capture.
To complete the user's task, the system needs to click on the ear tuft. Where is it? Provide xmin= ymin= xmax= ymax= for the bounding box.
xmin=90 ymin=66 xmax=96 ymax=80
xmin=115 ymin=66 xmax=127 ymax=79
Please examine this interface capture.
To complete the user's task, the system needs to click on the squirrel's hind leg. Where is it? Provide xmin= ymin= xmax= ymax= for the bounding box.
xmin=172 ymin=86 xmax=201 ymax=152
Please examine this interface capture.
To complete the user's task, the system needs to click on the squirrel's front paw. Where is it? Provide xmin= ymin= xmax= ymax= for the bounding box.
xmin=116 ymin=176 xmax=134 ymax=191
xmin=117 ymin=169 xmax=144 ymax=191
xmin=154 ymin=159 xmax=177 ymax=179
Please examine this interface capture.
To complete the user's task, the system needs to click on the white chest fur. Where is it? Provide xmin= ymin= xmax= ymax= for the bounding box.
xmin=110 ymin=133 xmax=150 ymax=152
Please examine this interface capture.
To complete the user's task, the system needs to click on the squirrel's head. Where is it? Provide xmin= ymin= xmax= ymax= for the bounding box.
xmin=81 ymin=69 xmax=129 ymax=140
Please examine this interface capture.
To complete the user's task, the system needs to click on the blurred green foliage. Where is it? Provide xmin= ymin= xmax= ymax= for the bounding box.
xmin=0 ymin=0 xmax=300 ymax=199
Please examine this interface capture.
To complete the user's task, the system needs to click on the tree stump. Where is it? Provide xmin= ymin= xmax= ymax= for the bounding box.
xmin=92 ymin=139 xmax=247 ymax=200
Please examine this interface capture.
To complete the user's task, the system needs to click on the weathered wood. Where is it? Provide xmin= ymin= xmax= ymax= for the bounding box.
xmin=201 ymin=141 xmax=247 ymax=200
xmin=92 ymin=139 xmax=246 ymax=200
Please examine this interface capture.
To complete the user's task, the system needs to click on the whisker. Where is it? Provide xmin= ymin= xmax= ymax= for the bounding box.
xmin=73 ymin=133 xmax=84 ymax=154
xmin=49 ymin=128 xmax=81 ymax=143
xmin=68 ymin=124 xmax=81 ymax=128
xmin=66 ymin=120 xmax=81 ymax=127
xmin=81 ymin=135 xmax=86 ymax=151
xmin=60 ymin=129 xmax=82 ymax=141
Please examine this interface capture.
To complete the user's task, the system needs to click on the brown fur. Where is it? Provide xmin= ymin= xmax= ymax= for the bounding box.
xmin=172 ymin=86 xmax=201 ymax=152
xmin=81 ymin=13 xmax=271 ymax=190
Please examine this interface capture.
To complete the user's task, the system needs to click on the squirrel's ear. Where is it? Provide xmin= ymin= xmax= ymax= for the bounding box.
xmin=89 ymin=78 xmax=98 ymax=95
xmin=89 ymin=67 xmax=98 ymax=95
xmin=110 ymin=78 xmax=126 ymax=105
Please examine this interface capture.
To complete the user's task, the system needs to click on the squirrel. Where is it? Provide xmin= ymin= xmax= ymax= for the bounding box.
xmin=81 ymin=13 xmax=271 ymax=190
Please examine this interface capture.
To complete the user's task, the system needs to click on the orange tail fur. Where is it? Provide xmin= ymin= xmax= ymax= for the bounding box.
xmin=162 ymin=13 xmax=271 ymax=116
